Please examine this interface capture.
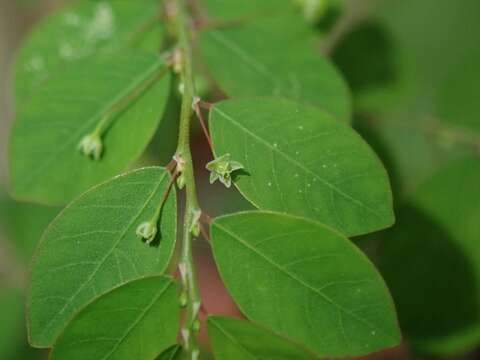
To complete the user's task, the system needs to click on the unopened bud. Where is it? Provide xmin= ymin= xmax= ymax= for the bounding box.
xmin=78 ymin=133 xmax=103 ymax=161
xmin=135 ymin=221 xmax=157 ymax=244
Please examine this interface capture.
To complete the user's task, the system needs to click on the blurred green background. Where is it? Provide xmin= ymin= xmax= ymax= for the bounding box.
xmin=0 ymin=0 xmax=479 ymax=359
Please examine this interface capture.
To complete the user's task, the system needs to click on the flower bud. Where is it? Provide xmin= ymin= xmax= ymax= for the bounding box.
xmin=179 ymin=291 xmax=188 ymax=308
xmin=78 ymin=133 xmax=103 ymax=160
xmin=135 ymin=221 xmax=157 ymax=244
xmin=176 ymin=173 xmax=186 ymax=189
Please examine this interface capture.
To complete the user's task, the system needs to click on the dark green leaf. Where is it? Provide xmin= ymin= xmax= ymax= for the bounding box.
xmin=14 ymin=0 xmax=163 ymax=104
xmin=50 ymin=276 xmax=179 ymax=360
xmin=378 ymin=159 xmax=480 ymax=355
xmin=200 ymin=14 xmax=351 ymax=122
xmin=210 ymin=211 xmax=401 ymax=357
xmin=10 ymin=52 xmax=171 ymax=205
xmin=208 ymin=316 xmax=318 ymax=359
xmin=209 ymin=98 xmax=394 ymax=236
xmin=28 ymin=167 xmax=177 ymax=347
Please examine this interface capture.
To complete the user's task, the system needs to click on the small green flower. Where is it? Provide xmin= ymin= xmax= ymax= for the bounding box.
xmin=78 ymin=133 xmax=103 ymax=160
xmin=136 ymin=221 xmax=157 ymax=244
xmin=206 ymin=154 xmax=244 ymax=188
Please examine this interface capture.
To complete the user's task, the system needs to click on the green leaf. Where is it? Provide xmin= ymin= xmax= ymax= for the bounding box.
xmin=50 ymin=276 xmax=179 ymax=360
xmin=208 ymin=316 xmax=318 ymax=359
xmin=0 ymin=191 xmax=59 ymax=261
xmin=14 ymin=0 xmax=163 ymax=104
xmin=378 ymin=159 xmax=480 ymax=355
xmin=209 ymin=98 xmax=394 ymax=237
xmin=154 ymin=345 xmax=182 ymax=360
xmin=200 ymin=0 xmax=295 ymax=22
xmin=10 ymin=52 xmax=171 ymax=205
xmin=28 ymin=167 xmax=177 ymax=347
xmin=210 ymin=211 xmax=401 ymax=357
xmin=200 ymin=14 xmax=351 ymax=122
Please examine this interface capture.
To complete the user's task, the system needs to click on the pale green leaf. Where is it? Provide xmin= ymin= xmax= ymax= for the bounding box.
xmin=200 ymin=14 xmax=351 ymax=122
xmin=14 ymin=0 xmax=163 ymax=104
xmin=209 ymin=98 xmax=394 ymax=236
xmin=28 ymin=167 xmax=177 ymax=347
xmin=10 ymin=52 xmax=171 ymax=205
xmin=210 ymin=211 xmax=401 ymax=357
xmin=208 ymin=316 xmax=318 ymax=360
xmin=50 ymin=276 xmax=179 ymax=360
xmin=378 ymin=159 xmax=480 ymax=355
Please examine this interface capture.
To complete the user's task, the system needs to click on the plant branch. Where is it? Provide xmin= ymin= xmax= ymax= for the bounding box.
xmin=166 ymin=0 xmax=202 ymax=358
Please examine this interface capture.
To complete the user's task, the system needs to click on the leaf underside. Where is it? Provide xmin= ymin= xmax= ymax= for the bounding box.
xmin=28 ymin=167 xmax=177 ymax=347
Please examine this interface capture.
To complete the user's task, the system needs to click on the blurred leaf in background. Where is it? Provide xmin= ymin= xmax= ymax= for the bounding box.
xmin=334 ymin=0 xmax=480 ymax=357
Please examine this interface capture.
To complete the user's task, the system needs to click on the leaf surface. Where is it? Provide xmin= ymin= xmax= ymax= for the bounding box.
xmin=28 ymin=167 xmax=177 ymax=347
xmin=14 ymin=0 xmax=163 ymax=104
xmin=50 ymin=276 xmax=179 ymax=360
xmin=208 ymin=316 xmax=317 ymax=360
xmin=10 ymin=52 xmax=171 ymax=204
xmin=200 ymin=14 xmax=350 ymax=122
xmin=209 ymin=98 xmax=394 ymax=236
xmin=200 ymin=0 xmax=295 ymax=22
xmin=210 ymin=211 xmax=401 ymax=357
xmin=154 ymin=345 xmax=182 ymax=360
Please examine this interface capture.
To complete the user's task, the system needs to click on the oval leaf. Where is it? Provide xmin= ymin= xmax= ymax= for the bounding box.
xmin=50 ymin=276 xmax=179 ymax=360
xmin=14 ymin=0 xmax=163 ymax=104
xmin=210 ymin=211 xmax=401 ymax=357
xmin=200 ymin=14 xmax=351 ymax=122
xmin=208 ymin=316 xmax=317 ymax=360
xmin=209 ymin=98 xmax=394 ymax=236
xmin=10 ymin=52 xmax=171 ymax=205
xmin=28 ymin=167 xmax=177 ymax=347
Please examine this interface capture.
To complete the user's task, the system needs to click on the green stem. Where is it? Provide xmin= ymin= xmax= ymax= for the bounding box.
xmin=167 ymin=0 xmax=202 ymax=357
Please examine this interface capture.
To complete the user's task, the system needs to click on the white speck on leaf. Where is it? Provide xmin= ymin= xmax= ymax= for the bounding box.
xmin=273 ymin=142 xmax=278 ymax=148
xmin=64 ymin=12 xmax=81 ymax=27
xmin=298 ymin=125 xmax=304 ymax=130
xmin=267 ymin=182 xmax=272 ymax=187
xmin=27 ymin=56 xmax=45 ymax=72
xmin=59 ymin=43 xmax=75 ymax=60
xmin=85 ymin=2 xmax=115 ymax=42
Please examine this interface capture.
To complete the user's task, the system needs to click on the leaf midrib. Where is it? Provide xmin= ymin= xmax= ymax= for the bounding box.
xmin=100 ymin=280 xmax=173 ymax=360
xmin=212 ymin=106 xmax=384 ymax=220
xmin=37 ymin=170 xmax=168 ymax=344
xmin=208 ymin=30 xmax=279 ymax=86
xmin=209 ymin=318 xmax=258 ymax=360
xmin=16 ymin=58 xmax=164 ymax=191
xmin=213 ymin=222 xmax=395 ymax=342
